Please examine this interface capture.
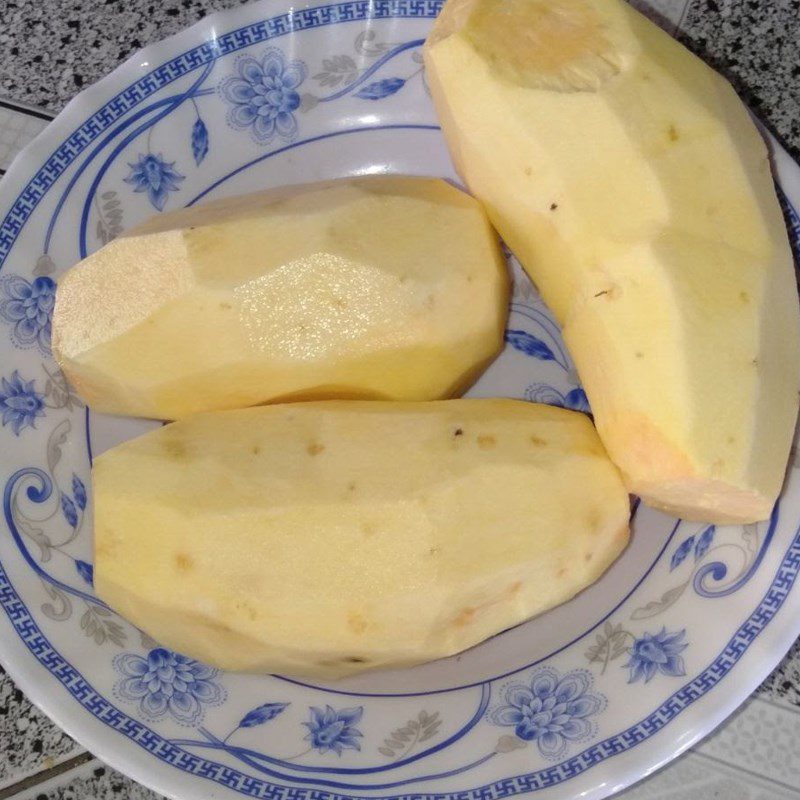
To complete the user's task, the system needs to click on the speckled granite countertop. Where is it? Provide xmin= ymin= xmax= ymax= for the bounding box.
xmin=1 ymin=1 xmax=799 ymax=798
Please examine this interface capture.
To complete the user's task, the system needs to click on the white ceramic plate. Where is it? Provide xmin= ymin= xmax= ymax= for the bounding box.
xmin=1 ymin=2 xmax=800 ymax=798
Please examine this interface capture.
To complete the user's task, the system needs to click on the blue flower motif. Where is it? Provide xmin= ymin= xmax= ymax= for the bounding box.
xmin=124 ymin=153 xmax=185 ymax=211
xmin=303 ymin=705 xmax=363 ymax=755
xmin=670 ymin=536 xmax=695 ymax=571
xmin=75 ymin=560 xmax=94 ymax=585
xmin=61 ymin=494 xmax=78 ymax=528
xmin=489 ymin=668 xmax=604 ymax=759
xmin=220 ymin=49 xmax=307 ymax=144
xmin=505 ymin=329 xmax=555 ymax=361
xmin=72 ymin=474 xmax=87 ymax=511
xmin=0 ymin=275 xmax=56 ymax=355
xmin=239 ymin=701 xmax=289 ymax=729
xmin=563 ymin=387 xmax=590 ymax=413
xmin=694 ymin=526 xmax=715 ymax=561
xmin=525 ymin=383 xmax=591 ymax=415
xmin=113 ymin=647 xmax=224 ymax=724
xmin=355 ymin=77 xmax=406 ymax=100
xmin=0 ymin=371 xmax=45 ymax=436
xmin=624 ymin=628 xmax=688 ymax=684
xmin=191 ymin=118 xmax=209 ymax=166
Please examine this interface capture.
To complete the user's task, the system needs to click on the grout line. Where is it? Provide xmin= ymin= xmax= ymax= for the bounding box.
xmin=692 ymin=749 xmax=800 ymax=795
xmin=675 ymin=0 xmax=692 ymax=33
xmin=753 ymin=692 xmax=800 ymax=716
xmin=0 ymin=99 xmax=55 ymax=122
xmin=0 ymin=753 xmax=94 ymax=800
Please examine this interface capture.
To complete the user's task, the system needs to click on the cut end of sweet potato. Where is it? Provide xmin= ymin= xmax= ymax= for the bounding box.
xmin=629 ymin=472 xmax=772 ymax=524
xmin=429 ymin=0 xmax=623 ymax=92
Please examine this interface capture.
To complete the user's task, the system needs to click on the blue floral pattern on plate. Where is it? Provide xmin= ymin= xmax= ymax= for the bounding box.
xmin=0 ymin=274 xmax=56 ymax=355
xmin=624 ymin=628 xmax=688 ymax=684
xmin=304 ymin=705 xmax=364 ymax=755
xmin=220 ymin=49 xmax=307 ymax=144
xmin=114 ymin=648 xmax=225 ymax=725
xmin=0 ymin=370 xmax=45 ymax=435
xmin=124 ymin=153 xmax=185 ymax=212
xmin=489 ymin=668 xmax=604 ymax=759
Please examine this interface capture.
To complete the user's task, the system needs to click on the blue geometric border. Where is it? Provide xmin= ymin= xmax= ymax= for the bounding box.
xmin=0 ymin=0 xmax=443 ymax=266
xmin=0 ymin=523 xmax=797 ymax=798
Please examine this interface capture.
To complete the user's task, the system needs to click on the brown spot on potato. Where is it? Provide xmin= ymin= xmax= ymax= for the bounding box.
xmin=206 ymin=619 xmax=233 ymax=635
xmin=550 ymin=202 xmax=558 ymax=211
xmin=557 ymin=567 xmax=567 ymax=578
xmin=477 ymin=434 xmax=496 ymax=449
xmin=174 ymin=553 xmax=193 ymax=572
xmin=740 ymin=291 xmax=750 ymax=304
xmin=319 ymin=656 xmax=370 ymax=667
xmin=307 ymin=442 xmax=325 ymax=456
xmin=595 ymin=284 xmax=621 ymax=300
xmin=252 ymin=445 xmax=261 ymax=455
xmin=524 ymin=166 xmax=532 ymax=176
xmin=454 ymin=428 xmax=464 ymax=437
xmin=585 ymin=552 xmax=593 ymax=563
xmin=429 ymin=546 xmax=440 ymax=556
xmin=163 ymin=439 xmax=187 ymax=459
xmin=635 ymin=351 xmax=644 ymax=359
xmin=399 ymin=274 xmax=408 ymax=284
xmin=529 ymin=435 xmax=547 ymax=447
xmin=347 ymin=612 xmax=368 ymax=635
xmin=453 ymin=607 xmax=476 ymax=627
xmin=508 ymin=581 xmax=522 ymax=595
xmin=667 ymin=124 xmax=679 ymax=142
xmin=727 ymin=436 xmax=736 ymax=445
xmin=348 ymin=481 xmax=358 ymax=492
xmin=234 ymin=600 xmax=258 ymax=621
xmin=219 ymin=302 xmax=232 ymax=310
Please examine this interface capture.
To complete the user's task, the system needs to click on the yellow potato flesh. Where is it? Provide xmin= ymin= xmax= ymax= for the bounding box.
xmin=93 ymin=399 xmax=630 ymax=678
xmin=424 ymin=0 xmax=800 ymax=523
xmin=52 ymin=177 xmax=508 ymax=419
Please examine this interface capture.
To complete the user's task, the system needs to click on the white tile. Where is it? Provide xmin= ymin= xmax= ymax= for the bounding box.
xmin=0 ymin=106 xmax=49 ymax=171
xmin=695 ymin=696 xmax=800 ymax=790
xmin=4 ymin=758 xmax=164 ymax=800
xmin=626 ymin=0 xmax=690 ymax=34
xmin=619 ymin=750 xmax=800 ymax=800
